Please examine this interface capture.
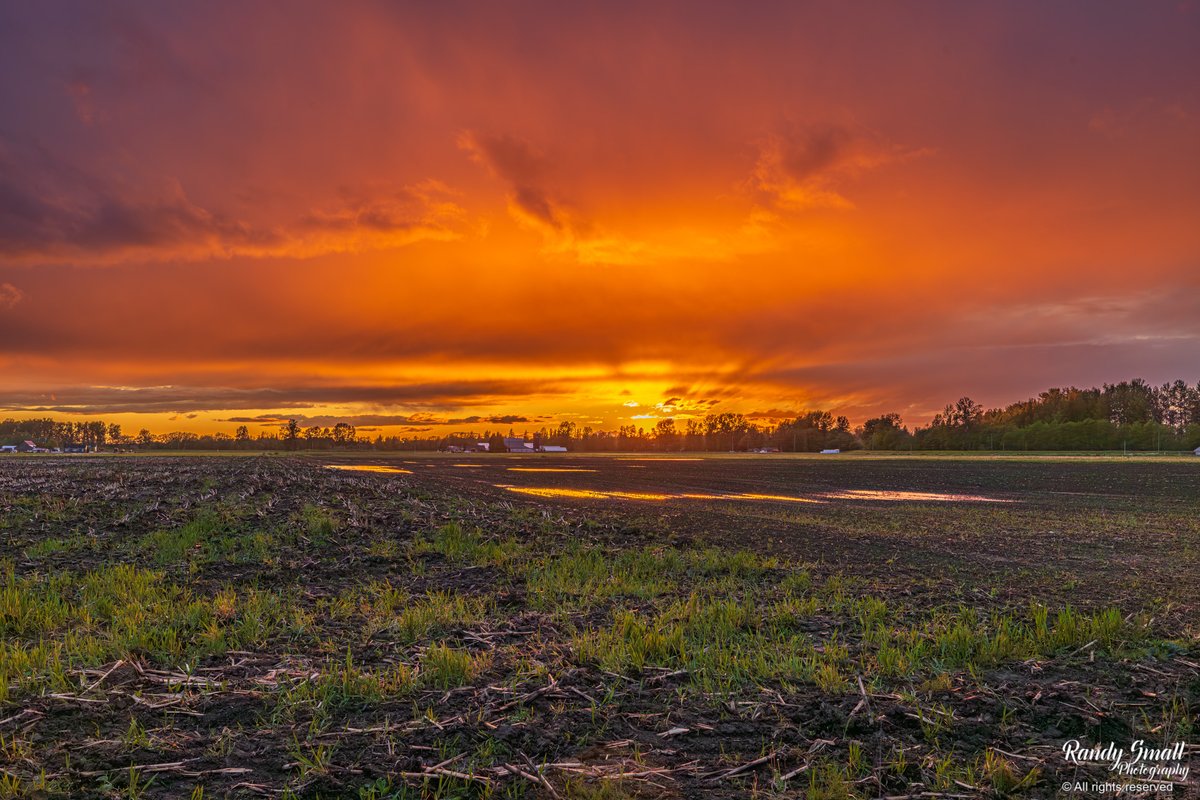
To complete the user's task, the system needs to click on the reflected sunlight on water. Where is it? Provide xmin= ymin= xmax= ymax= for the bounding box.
xmin=734 ymin=493 xmax=825 ymax=504
xmin=495 ymin=484 xmax=1012 ymax=505
xmin=820 ymin=489 xmax=1011 ymax=503
xmin=497 ymin=486 xmax=611 ymax=499
xmin=507 ymin=467 xmax=598 ymax=473
xmin=496 ymin=485 xmax=822 ymax=503
xmin=325 ymin=465 xmax=413 ymax=474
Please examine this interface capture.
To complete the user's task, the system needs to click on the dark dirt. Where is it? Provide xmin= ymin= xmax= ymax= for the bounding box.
xmin=0 ymin=454 xmax=1196 ymax=799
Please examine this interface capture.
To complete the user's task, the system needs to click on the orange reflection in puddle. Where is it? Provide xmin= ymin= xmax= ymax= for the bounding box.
xmin=507 ymin=467 xmax=598 ymax=473
xmin=822 ymin=490 xmax=1011 ymax=503
xmin=733 ymin=493 xmax=825 ymax=504
xmin=500 ymin=486 xmax=611 ymax=499
xmin=497 ymin=486 xmax=821 ymax=504
xmin=452 ymin=464 xmax=487 ymax=468
xmin=326 ymin=465 xmax=412 ymax=474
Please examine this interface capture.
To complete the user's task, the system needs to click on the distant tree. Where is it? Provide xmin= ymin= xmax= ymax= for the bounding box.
xmin=953 ymin=397 xmax=982 ymax=429
xmin=1104 ymin=379 xmax=1157 ymax=425
xmin=284 ymin=419 xmax=301 ymax=449
xmin=654 ymin=418 xmax=679 ymax=450
xmin=553 ymin=421 xmax=577 ymax=446
xmin=860 ymin=413 xmax=910 ymax=450
xmin=332 ymin=422 xmax=355 ymax=446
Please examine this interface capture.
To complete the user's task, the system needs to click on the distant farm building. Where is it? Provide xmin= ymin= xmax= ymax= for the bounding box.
xmin=820 ymin=449 xmax=841 ymax=454
xmin=1194 ymin=446 xmax=1200 ymax=456
xmin=17 ymin=441 xmax=48 ymax=453
xmin=0 ymin=445 xmax=15 ymax=453
xmin=501 ymin=438 xmax=566 ymax=453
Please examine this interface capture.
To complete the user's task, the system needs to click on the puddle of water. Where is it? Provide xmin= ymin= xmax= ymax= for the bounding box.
xmin=606 ymin=491 xmax=672 ymax=501
xmin=733 ymin=493 xmax=825 ymax=504
xmin=506 ymin=467 xmax=598 ymax=473
xmin=451 ymin=464 xmax=487 ymax=468
xmin=500 ymin=486 xmax=611 ymax=499
xmin=821 ymin=489 xmax=1011 ymax=503
xmin=496 ymin=485 xmax=821 ymax=504
xmin=326 ymin=465 xmax=413 ymax=474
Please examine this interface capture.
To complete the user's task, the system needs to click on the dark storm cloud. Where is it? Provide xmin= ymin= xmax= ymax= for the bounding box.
xmin=778 ymin=125 xmax=855 ymax=182
xmin=0 ymin=149 xmax=464 ymax=264
xmin=459 ymin=131 xmax=563 ymax=230
xmin=221 ymin=413 xmax=532 ymax=428
xmin=0 ymin=382 xmax=558 ymax=415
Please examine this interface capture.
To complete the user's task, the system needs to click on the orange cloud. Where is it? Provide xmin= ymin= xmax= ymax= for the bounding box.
xmin=0 ymin=3 xmax=1196 ymax=433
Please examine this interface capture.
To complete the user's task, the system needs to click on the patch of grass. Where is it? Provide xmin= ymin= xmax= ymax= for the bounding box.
xmin=357 ymin=585 xmax=491 ymax=644
xmin=414 ymin=522 xmax=526 ymax=569
xmin=526 ymin=544 xmax=680 ymax=605
xmin=420 ymin=644 xmax=491 ymax=689
xmin=0 ymin=564 xmax=300 ymax=700
xmin=526 ymin=544 xmax=777 ymax=609
xmin=805 ymin=759 xmax=860 ymax=800
xmin=23 ymin=533 xmax=88 ymax=559
xmin=143 ymin=509 xmax=223 ymax=564
xmin=572 ymin=591 xmax=831 ymax=692
xmin=923 ymin=603 xmax=1148 ymax=671
xmin=120 ymin=717 xmax=152 ymax=752
xmin=300 ymin=503 xmax=338 ymax=542
xmin=276 ymin=652 xmax=416 ymax=718
xmin=980 ymin=748 xmax=1041 ymax=795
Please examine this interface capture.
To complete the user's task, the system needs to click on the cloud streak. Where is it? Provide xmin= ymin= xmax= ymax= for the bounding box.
xmin=0 ymin=155 xmax=468 ymax=265
xmin=0 ymin=381 xmax=562 ymax=415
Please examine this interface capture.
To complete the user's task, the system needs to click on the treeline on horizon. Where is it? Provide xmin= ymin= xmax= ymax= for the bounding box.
xmin=3 ymin=378 xmax=1200 ymax=453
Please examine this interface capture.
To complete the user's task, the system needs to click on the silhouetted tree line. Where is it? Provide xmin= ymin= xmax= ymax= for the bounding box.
xmin=4 ymin=378 xmax=1199 ymax=453
xmin=893 ymin=379 xmax=1200 ymax=451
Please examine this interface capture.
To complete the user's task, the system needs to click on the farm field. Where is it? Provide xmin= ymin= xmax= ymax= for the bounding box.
xmin=0 ymin=455 xmax=1197 ymax=798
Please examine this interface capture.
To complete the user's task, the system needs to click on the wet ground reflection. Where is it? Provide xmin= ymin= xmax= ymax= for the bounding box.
xmin=325 ymin=465 xmax=413 ymax=474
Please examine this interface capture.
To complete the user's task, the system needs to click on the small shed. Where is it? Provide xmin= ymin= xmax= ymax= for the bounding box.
xmin=820 ymin=448 xmax=841 ymax=455
xmin=540 ymin=445 xmax=568 ymax=453
xmin=1194 ymin=446 xmax=1200 ymax=456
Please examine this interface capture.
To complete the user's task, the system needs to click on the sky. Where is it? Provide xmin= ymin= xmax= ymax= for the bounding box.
xmin=1 ymin=1 xmax=1198 ymax=437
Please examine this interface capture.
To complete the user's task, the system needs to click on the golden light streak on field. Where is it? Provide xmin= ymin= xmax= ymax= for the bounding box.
xmin=820 ymin=489 xmax=1013 ymax=503
xmin=325 ymin=465 xmax=413 ymax=474
xmin=506 ymin=467 xmax=599 ymax=473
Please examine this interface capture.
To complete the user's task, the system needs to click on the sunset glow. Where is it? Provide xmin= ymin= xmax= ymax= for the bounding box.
xmin=2 ymin=3 xmax=1197 ymax=436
